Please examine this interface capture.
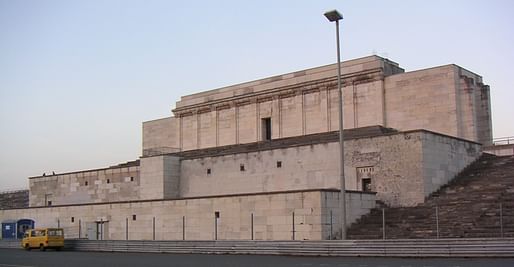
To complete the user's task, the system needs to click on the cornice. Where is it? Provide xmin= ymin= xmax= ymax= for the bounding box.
xmin=173 ymin=68 xmax=384 ymax=117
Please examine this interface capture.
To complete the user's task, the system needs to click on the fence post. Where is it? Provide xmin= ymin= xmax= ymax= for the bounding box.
xmin=330 ymin=210 xmax=333 ymax=240
xmin=382 ymin=208 xmax=386 ymax=240
xmin=436 ymin=206 xmax=440 ymax=239
xmin=500 ymin=203 xmax=504 ymax=238
xmin=126 ymin=217 xmax=129 ymax=240
xmin=251 ymin=213 xmax=254 ymax=240
xmin=292 ymin=212 xmax=295 ymax=241
xmin=78 ymin=219 xmax=81 ymax=239
xmin=152 ymin=217 xmax=156 ymax=241
xmin=100 ymin=219 xmax=103 ymax=240
xmin=182 ymin=216 xmax=185 ymax=240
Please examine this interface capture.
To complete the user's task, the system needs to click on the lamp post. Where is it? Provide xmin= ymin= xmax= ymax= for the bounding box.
xmin=324 ymin=9 xmax=346 ymax=240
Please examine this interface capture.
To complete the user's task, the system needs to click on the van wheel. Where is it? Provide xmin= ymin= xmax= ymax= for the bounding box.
xmin=39 ymin=244 xmax=46 ymax=251
xmin=24 ymin=244 xmax=31 ymax=251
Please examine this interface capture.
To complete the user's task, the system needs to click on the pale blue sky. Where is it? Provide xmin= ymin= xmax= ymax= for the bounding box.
xmin=1 ymin=0 xmax=513 ymax=190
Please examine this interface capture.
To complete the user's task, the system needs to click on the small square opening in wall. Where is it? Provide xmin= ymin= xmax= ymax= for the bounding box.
xmin=85 ymin=181 xmax=88 ymax=186
xmin=240 ymin=164 xmax=245 ymax=171
xmin=71 ymin=217 xmax=75 ymax=223
xmin=207 ymin=168 xmax=211 ymax=175
xmin=130 ymin=176 xmax=134 ymax=182
xmin=107 ymin=179 xmax=110 ymax=184
xmin=215 ymin=211 xmax=220 ymax=218
xmin=47 ymin=201 xmax=52 ymax=206
xmin=276 ymin=161 xmax=282 ymax=168
xmin=132 ymin=215 xmax=137 ymax=221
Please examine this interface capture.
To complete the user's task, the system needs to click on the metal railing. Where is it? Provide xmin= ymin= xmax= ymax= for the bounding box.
xmin=493 ymin=136 xmax=514 ymax=146
xmin=52 ymin=212 xmax=301 ymax=241
xmin=33 ymin=202 xmax=512 ymax=243
xmin=2 ymin=238 xmax=514 ymax=257
xmin=377 ymin=202 xmax=512 ymax=240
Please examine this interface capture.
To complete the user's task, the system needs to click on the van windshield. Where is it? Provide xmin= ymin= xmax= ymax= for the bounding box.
xmin=47 ymin=229 xmax=63 ymax=237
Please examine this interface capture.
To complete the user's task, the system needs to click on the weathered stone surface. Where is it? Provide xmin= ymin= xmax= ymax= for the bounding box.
xmin=144 ymin=56 xmax=492 ymax=155
xmin=0 ymin=190 xmax=28 ymax=210
xmin=28 ymin=161 xmax=140 ymax=207
xmin=0 ymin=190 xmax=374 ymax=241
xmin=347 ymin=154 xmax=514 ymax=239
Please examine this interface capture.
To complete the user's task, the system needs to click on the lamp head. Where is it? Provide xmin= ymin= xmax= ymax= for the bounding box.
xmin=324 ymin=10 xmax=343 ymax=22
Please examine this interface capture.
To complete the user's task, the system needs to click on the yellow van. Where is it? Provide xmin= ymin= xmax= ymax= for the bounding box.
xmin=21 ymin=228 xmax=64 ymax=251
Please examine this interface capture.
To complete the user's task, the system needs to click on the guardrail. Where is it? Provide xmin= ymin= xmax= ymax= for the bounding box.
xmin=494 ymin=136 xmax=514 ymax=146
xmin=2 ymin=238 xmax=513 ymax=257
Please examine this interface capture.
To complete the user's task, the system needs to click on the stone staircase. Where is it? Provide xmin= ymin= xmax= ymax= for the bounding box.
xmin=347 ymin=154 xmax=514 ymax=239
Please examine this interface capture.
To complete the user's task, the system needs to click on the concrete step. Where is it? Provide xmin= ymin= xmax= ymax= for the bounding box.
xmin=348 ymin=154 xmax=514 ymax=240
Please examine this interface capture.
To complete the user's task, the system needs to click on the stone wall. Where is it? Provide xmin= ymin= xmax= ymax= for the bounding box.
xmin=0 ymin=190 xmax=375 ymax=241
xmin=139 ymin=155 xmax=180 ymax=200
xmin=142 ymin=56 xmax=491 ymax=155
xmin=484 ymin=144 xmax=514 ymax=156
xmin=177 ymin=129 xmax=480 ymax=207
xmin=142 ymin=117 xmax=179 ymax=156
xmin=0 ymin=190 xmax=28 ymax=210
xmin=179 ymin=143 xmax=340 ymax=198
xmin=384 ymin=66 xmax=458 ymax=138
xmin=321 ymin=190 xmax=376 ymax=239
xmin=29 ymin=164 xmax=140 ymax=207
xmin=344 ymin=132 xmax=424 ymax=206
xmin=421 ymin=132 xmax=481 ymax=196
xmin=457 ymin=67 xmax=492 ymax=146
xmin=27 ymin=129 xmax=480 ymax=209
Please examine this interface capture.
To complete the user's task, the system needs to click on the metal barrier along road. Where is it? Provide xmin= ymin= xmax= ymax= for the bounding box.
xmin=2 ymin=238 xmax=511 ymax=257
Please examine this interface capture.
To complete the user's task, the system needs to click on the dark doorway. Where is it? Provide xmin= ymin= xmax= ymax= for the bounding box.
xmin=362 ymin=178 xmax=372 ymax=192
xmin=262 ymin=117 xmax=271 ymax=141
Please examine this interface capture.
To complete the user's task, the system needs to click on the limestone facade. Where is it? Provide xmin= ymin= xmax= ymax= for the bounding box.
xmin=28 ymin=127 xmax=481 ymax=208
xmin=2 ymin=55 xmax=491 ymax=241
xmin=29 ymin=162 xmax=139 ymax=207
xmin=1 ymin=190 xmax=375 ymax=241
xmin=141 ymin=127 xmax=480 ymax=207
xmin=143 ymin=56 xmax=491 ymax=156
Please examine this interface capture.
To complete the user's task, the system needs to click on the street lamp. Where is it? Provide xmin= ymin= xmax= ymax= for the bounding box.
xmin=324 ymin=9 xmax=346 ymax=240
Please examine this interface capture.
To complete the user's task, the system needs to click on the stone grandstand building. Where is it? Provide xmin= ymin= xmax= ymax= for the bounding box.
xmin=0 ymin=55 xmax=493 ymax=240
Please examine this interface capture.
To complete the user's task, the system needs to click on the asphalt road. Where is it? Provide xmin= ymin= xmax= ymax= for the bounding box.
xmin=0 ymin=248 xmax=513 ymax=267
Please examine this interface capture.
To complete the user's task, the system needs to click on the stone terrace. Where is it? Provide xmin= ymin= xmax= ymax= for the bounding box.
xmin=174 ymin=125 xmax=397 ymax=160
xmin=347 ymin=154 xmax=514 ymax=239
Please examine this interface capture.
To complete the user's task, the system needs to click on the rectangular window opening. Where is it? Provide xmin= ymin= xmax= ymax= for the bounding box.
xmin=276 ymin=161 xmax=282 ymax=168
xmin=362 ymin=178 xmax=372 ymax=192
xmin=71 ymin=217 xmax=75 ymax=223
xmin=130 ymin=176 xmax=134 ymax=182
xmin=132 ymin=215 xmax=137 ymax=221
xmin=261 ymin=117 xmax=271 ymax=141
xmin=240 ymin=164 xmax=245 ymax=172
xmin=107 ymin=179 xmax=110 ymax=184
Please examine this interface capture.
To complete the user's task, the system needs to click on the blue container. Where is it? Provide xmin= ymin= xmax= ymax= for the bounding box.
xmin=1 ymin=220 xmax=17 ymax=239
xmin=16 ymin=219 xmax=35 ymax=239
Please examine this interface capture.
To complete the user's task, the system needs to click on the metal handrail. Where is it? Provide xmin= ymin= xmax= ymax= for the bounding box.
xmin=493 ymin=136 xmax=514 ymax=145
